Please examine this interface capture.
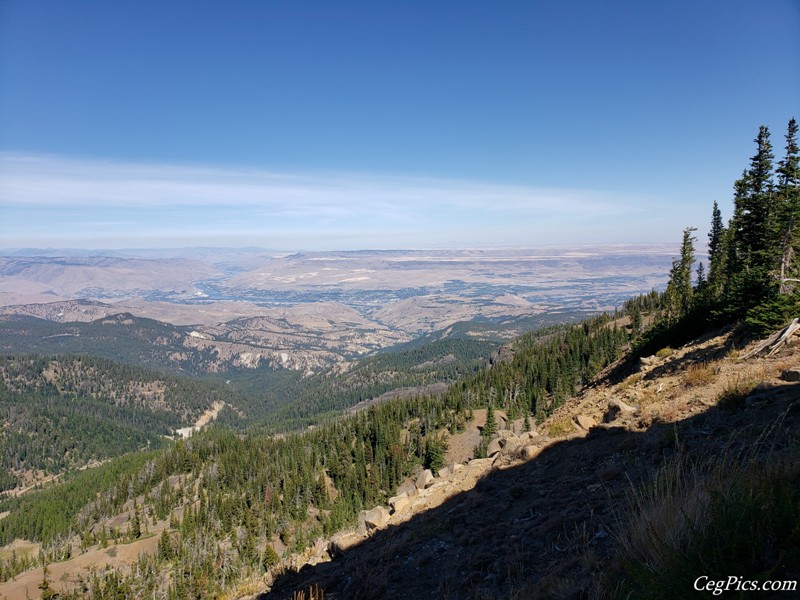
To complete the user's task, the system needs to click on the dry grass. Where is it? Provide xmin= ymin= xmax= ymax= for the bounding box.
xmin=683 ymin=362 xmax=716 ymax=387
xmin=612 ymin=429 xmax=800 ymax=599
xmin=717 ymin=374 xmax=758 ymax=409
xmin=655 ymin=346 xmax=674 ymax=359
xmin=618 ymin=373 xmax=642 ymax=391
xmin=292 ymin=584 xmax=325 ymax=600
xmin=617 ymin=455 xmax=709 ymax=574
xmin=636 ymin=387 xmax=660 ymax=407
xmin=547 ymin=416 xmax=575 ymax=437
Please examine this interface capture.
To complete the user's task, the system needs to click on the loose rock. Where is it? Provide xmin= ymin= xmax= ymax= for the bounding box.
xmin=416 ymin=469 xmax=435 ymax=490
xmin=781 ymin=368 xmax=800 ymax=382
xmin=575 ymin=414 xmax=597 ymax=431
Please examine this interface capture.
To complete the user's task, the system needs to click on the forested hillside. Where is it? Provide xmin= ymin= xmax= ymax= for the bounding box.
xmin=257 ymin=337 xmax=499 ymax=431
xmin=0 ymin=314 xmax=217 ymax=375
xmin=0 ymin=311 xmax=627 ymax=597
xmin=0 ymin=355 xmax=245 ymax=491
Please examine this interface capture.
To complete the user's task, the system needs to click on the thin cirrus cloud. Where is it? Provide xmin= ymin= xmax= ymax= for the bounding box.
xmin=0 ymin=153 xmax=641 ymax=249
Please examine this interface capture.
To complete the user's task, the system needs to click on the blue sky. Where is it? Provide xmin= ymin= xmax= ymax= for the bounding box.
xmin=1 ymin=1 xmax=798 ymax=250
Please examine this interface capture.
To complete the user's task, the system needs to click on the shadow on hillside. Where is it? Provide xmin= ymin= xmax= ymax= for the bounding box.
xmin=264 ymin=385 xmax=800 ymax=600
xmin=599 ymin=325 xmax=739 ymax=387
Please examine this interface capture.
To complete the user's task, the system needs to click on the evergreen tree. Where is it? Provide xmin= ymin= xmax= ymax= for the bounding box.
xmin=664 ymin=227 xmax=697 ymax=321
xmin=708 ymin=201 xmax=725 ymax=265
xmin=630 ymin=305 xmax=642 ymax=336
xmin=483 ymin=401 xmax=497 ymax=440
xmin=727 ymin=127 xmax=778 ymax=313
xmin=777 ymin=118 xmax=800 ymax=290
xmin=706 ymin=200 xmax=727 ymax=298
xmin=424 ymin=435 xmax=448 ymax=473
xmin=696 ymin=262 xmax=706 ymax=288
xmin=39 ymin=564 xmax=56 ymax=600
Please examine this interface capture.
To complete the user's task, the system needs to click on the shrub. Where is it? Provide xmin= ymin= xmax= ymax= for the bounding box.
xmin=619 ymin=373 xmax=642 ymax=391
xmin=547 ymin=416 xmax=574 ymax=437
xmin=717 ymin=376 xmax=757 ymax=410
xmin=262 ymin=545 xmax=280 ymax=569
xmin=683 ymin=363 xmax=716 ymax=387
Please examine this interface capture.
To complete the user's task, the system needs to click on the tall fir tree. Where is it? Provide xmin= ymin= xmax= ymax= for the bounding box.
xmin=777 ymin=118 xmax=800 ymax=290
xmin=728 ymin=127 xmax=777 ymax=313
xmin=664 ymin=227 xmax=697 ymax=321
xmin=706 ymin=200 xmax=727 ymax=298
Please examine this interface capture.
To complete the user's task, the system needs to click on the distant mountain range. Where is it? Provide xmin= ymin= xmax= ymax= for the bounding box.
xmin=0 ymin=246 xmax=675 ymax=362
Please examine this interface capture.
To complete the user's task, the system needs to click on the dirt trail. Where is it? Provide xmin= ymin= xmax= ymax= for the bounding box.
xmin=175 ymin=400 xmax=225 ymax=438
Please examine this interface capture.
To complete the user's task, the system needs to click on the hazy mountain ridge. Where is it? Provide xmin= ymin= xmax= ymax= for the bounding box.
xmin=0 ymin=246 xmax=674 ymax=379
xmin=0 ymin=246 xmax=674 ymax=321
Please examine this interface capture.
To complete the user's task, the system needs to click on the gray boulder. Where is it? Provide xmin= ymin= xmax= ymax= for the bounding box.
xmin=604 ymin=398 xmax=637 ymax=422
xmin=416 ymin=469 xmax=435 ymax=490
xmin=487 ymin=438 xmax=503 ymax=456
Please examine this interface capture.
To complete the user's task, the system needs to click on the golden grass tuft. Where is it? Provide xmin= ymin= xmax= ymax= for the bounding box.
xmin=637 ymin=387 xmax=660 ymax=407
xmin=683 ymin=362 xmax=716 ymax=387
xmin=613 ymin=440 xmax=800 ymax=599
xmin=618 ymin=372 xmax=642 ymax=391
xmin=717 ymin=374 xmax=758 ymax=409
xmin=293 ymin=584 xmax=325 ymax=600
xmin=547 ymin=416 xmax=575 ymax=437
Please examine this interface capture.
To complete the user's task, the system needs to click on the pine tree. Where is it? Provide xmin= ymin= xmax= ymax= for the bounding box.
xmin=708 ymin=201 xmax=725 ymax=265
xmin=706 ymin=200 xmax=727 ymax=298
xmin=777 ymin=118 xmax=800 ymax=291
xmin=630 ymin=305 xmax=642 ymax=336
xmin=664 ymin=227 xmax=697 ymax=321
xmin=38 ymin=564 xmax=56 ymax=600
xmin=728 ymin=127 xmax=777 ymax=313
xmin=483 ymin=401 xmax=497 ymax=440
xmin=696 ymin=261 xmax=706 ymax=287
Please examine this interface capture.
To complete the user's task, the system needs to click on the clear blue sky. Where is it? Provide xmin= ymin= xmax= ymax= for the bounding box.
xmin=1 ymin=1 xmax=798 ymax=250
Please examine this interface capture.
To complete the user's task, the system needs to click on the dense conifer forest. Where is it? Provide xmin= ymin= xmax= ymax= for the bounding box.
xmin=0 ymin=355 xmax=248 ymax=491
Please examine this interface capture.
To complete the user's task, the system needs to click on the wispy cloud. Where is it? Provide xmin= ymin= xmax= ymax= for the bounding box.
xmin=0 ymin=153 xmax=650 ymax=249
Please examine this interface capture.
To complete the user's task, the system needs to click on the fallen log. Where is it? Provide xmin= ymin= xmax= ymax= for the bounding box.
xmin=738 ymin=318 xmax=800 ymax=360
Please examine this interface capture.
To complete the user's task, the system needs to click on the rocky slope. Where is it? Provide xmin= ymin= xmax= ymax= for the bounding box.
xmin=261 ymin=326 xmax=800 ymax=599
